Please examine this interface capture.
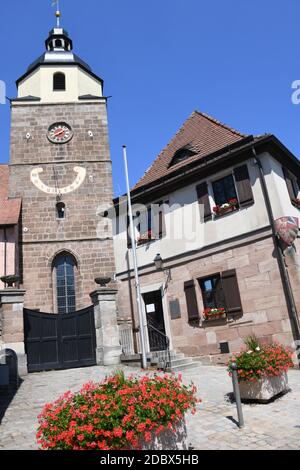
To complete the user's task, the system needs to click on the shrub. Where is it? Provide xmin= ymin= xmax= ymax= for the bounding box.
xmin=228 ymin=337 xmax=294 ymax=382
xmin=37 ymin=371 xmax=199 ymax=450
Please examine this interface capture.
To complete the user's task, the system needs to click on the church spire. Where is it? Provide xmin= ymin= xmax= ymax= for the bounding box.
xmin=52 ymin=0 xmax=61 ymax=28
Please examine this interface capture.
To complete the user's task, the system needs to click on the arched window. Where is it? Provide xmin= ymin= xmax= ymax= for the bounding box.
xmin=53 ymin=72 xmax=66 ymax=91
xmin=56 ymin=202 xmax=66 ymax=219
xmin=53 ymin=253 xmax=76 ymax=314
xmin=55 ymin=39 xmax=63 ymax=48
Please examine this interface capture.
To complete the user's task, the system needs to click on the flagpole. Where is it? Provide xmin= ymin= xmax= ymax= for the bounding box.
xmin=123 ymin=146 xmax=148 ymax=370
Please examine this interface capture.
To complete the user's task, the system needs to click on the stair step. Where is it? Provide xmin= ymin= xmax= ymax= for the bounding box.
xmin=166 ymin=362 xmax=202 ymax=372
xmin=121 ymin=351 xmax=203 ymax=372
xmin=169 ymin=358 xmax=194 ymax=367
xmin=170 ymin=351 xmax=185 ymax=358
xmin=121 ymin=354 xmax=151 ymax=363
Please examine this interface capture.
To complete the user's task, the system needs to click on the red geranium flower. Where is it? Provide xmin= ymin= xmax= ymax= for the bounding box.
xmin=36 ymin=371 xmax=199 ymax=450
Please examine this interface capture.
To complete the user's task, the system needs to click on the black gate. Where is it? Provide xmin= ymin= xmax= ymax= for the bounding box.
xmin=24 ymin=306 xmax=96 ymax=373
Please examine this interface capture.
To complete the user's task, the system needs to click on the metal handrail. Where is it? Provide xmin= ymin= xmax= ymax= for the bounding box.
xmin=147 ymin=322 xmax=171 ymax=372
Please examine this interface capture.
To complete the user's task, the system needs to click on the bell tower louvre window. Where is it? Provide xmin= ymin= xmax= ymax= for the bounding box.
xmin=53 ymin=72 xmax=66 ymax=91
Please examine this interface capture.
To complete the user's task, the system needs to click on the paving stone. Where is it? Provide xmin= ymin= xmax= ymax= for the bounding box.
xmin=0 ymin=365 xmax=299 ymax=450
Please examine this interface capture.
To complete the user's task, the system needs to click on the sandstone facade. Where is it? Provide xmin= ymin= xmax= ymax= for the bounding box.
xmin=117 ymin=233 xmax=298 ymax=363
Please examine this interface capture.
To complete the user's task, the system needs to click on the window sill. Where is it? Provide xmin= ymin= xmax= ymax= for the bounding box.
xmin=137 ymin=238 xmax=154 ymax=246
xmin=128 ymin=237 xmax=164 ymax=249
xmin=137 ymin=237 xmax=164 ymax=247
xmin=213 ymin=206 xmax=239 ymax=219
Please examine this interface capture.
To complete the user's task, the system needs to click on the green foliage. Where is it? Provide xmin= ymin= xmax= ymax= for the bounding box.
xmin=228 ymin=340 xmax=294 ymax=382
xmin=243 ymin=335 xmax=260 ymax=351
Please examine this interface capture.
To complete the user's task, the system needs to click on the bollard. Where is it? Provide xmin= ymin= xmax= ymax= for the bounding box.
xmin=231 ymin=362 xmax=244 ymax=428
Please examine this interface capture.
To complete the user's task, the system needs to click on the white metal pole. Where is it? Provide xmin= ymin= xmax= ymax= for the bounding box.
xmin=123 ymin=145 xmax=148 ymax=369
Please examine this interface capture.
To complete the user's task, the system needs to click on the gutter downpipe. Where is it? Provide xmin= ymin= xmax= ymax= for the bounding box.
xmin=252 ymin=147 xmax=300 ymax=352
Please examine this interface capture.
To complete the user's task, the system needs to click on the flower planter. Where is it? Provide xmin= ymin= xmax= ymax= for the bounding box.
xmin=213 ymin=199 xmax=239 ymax=217
xmin=238 ymin=372 xmax=289 ymax=403
xmin=37 ymin=372 xmax=198 ymax=450
xmin=216 ymin=207 xmax=235 ymax=216
xmin=203 ymin=308 xmax=226 ymax=321
xmin=136 ymin=418 xmax=188 ymax=450
xmin=204 ymin=313 xmax=226 ymax=321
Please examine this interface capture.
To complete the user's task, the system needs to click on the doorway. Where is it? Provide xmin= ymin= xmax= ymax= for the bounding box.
xmin=143 ymin=290 xmax=167 ymax=351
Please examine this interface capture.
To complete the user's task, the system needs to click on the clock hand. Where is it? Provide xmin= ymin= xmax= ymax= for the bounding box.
xmin=54 ymin=129 xmax=64 ymax=137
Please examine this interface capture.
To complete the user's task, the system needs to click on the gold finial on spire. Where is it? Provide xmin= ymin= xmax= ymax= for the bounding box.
xmin=52 ymin=0 xmax=61 ymax=28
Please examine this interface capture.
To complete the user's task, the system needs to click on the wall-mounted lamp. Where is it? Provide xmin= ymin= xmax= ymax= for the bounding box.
xmin=25 ymin=132 xmax=31 ymax=141
xmin=88 ymin=130 xmax=94 ymax=138
xmin=154 ymin=253 xmax=164 ymax=270
xmin=154 ymin=253 xmax=171 ymax=284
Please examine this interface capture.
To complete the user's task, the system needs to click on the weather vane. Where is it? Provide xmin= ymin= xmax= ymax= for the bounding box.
xmin=52 ymin=0 xmax=61 ymax=28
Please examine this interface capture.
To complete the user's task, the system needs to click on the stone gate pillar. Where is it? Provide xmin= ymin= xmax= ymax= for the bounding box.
xmin=0 ymin=289 xmax=27 ymax=376
xmin=90 ymin=288 xmax=122 ymax=366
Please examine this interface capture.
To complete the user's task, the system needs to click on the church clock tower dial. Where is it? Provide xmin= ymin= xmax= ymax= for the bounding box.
xmin=48 ymin=122 xmax=73 ymax=144
xmin=8 ymin=9 xmax=116 ymax=313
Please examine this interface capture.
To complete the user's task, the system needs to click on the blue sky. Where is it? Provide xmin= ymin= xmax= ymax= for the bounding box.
xmin=1 ymin=0 xmax=300 ymax=196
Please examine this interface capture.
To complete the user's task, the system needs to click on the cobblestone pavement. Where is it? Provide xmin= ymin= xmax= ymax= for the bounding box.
xmin=0 ymin=365 xmax=299 ymax=450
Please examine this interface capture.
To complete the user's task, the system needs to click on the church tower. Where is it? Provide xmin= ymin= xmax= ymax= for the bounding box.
xmin=9 ymin=15 xmax=116 ymax=313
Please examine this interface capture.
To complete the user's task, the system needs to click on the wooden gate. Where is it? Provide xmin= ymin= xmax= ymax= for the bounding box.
xmin=24 ymin=306 xmax=96 ymax=373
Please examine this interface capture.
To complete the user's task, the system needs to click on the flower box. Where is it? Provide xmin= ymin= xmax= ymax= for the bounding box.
xmin=137 ymin=418 xmax=188 ymax=450
xmin=137 ymin=230 xmax=156 ymax=246
xmin=238 ymin=372 xmax=289 ymax=403
xmin=213 ymin=199 xmax=238 ymax=217
xmin=228 ymin=336 xmax=293 ymax=403
xmin=203 ymin=308 xmax=226 ymax=321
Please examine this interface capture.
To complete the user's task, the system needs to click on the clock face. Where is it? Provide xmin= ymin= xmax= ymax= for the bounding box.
xmin=48 ymin=122 xmax=73 ymax=144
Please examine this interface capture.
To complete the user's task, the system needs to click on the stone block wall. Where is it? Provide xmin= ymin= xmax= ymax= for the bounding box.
xmin=9 ymin=101 xmax=116 ymax=312
xmin=0 ymin=290 xmax=27 ymax=376
xmin=117 ymin=235 xmax=297 ymax=363
xmin=284 ymin=238 xmax=300 ymax=322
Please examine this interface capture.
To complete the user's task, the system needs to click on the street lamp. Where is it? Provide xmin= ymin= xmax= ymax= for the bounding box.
xmin=153 ymin=254 xmax=171 ymax=283
xmin=154 ymin=253 xmax=164 ymax=271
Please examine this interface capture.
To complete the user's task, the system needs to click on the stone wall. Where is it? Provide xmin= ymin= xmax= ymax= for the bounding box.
xmin=0 ymin=289 xmax=27 ymax=376
xmin=9 ymin=101 xmax=116 ymax=312
xmin=284 ymin=238 xmax=300 ymax=323
xmin=117 ymin=235 xmax=296 ymax=363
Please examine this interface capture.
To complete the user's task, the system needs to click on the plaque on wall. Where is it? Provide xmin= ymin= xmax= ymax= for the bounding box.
xmin=169 ymin=299 xmax=181 ymax=320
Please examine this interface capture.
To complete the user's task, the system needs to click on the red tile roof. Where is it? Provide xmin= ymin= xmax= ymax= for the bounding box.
xmin=133 ymin=110 xmax=248 ymax=190
xmin=0 ymin=199 xmax=22 ymax=226
xmin=0 ymin=164 xmax=21 ymax=226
